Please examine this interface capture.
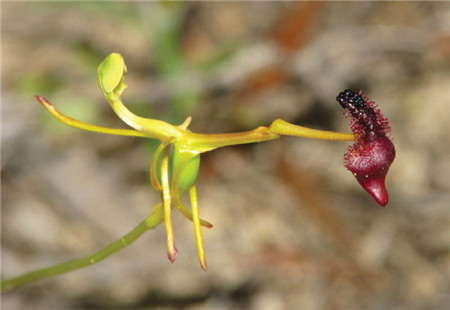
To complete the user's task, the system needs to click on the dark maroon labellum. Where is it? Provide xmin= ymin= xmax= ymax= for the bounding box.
xmin=336 ymin=90 xmax=395 ymax=206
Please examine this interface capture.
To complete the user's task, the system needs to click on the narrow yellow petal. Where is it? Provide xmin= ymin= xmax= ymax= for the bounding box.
xmin=189 ymin=186 xmax=207 ymax=271
xmin=161 ymin=147 xmax=177 ymax=262
xmin=36 ymin=96 xmax=147 ymax=137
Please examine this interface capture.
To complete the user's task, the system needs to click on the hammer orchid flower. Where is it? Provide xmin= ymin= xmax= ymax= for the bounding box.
xmin=2 ymin=53 xmax=395 ymax=291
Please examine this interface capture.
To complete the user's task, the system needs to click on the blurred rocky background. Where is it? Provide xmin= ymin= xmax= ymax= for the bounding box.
xmin=1 ymin=2 xmax=449 ymax=310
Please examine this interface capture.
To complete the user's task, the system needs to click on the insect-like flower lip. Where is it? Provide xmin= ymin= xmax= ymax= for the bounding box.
xmin=346 ymin=135 xmax=395 ymax=207
xmin=336 ymin=89 xmax=396 ymax=206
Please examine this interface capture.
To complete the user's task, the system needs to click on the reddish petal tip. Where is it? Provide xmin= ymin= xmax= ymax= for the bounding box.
xmin=35 ymin=95 xmax=50 ymax=106
xmin=167 ymin=248 xmax=178 ymax=263
xmin=200 ymin=261 xmax=208 ymax=272
xmin=356 ymin=174 xmax=389 ymax=207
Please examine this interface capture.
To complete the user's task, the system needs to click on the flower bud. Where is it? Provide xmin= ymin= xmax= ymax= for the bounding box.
xmin=97 ymin=53 xmax=127 ymax=95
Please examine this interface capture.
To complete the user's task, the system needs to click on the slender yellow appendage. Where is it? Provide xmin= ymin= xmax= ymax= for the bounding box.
xmin=189 ymin=185 xmax=207 ymax=271
xmin=269 ymin=119 xmax=355 ymax=141
xmin=177 ymin=116 xmax=192 ymax=130
xmin=172 ymin=194 xmax=213 ymax=228
xmin=35 ymin=96 xmax=148 ymax=138
xmin=161 ymin=147 xmax=177 ymax=262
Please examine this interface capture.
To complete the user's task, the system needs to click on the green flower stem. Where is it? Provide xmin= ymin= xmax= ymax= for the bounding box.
xmin=1 ymin=203 xmax=164 ymax=292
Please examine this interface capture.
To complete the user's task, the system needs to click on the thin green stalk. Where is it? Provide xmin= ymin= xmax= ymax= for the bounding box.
xmin=270 ymin=119 xmax=355 ymax=141
xmin=185 ymin=126 xmax=281 ymax=153
xmin=1 ymin=204 xmax=164 ymax=292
